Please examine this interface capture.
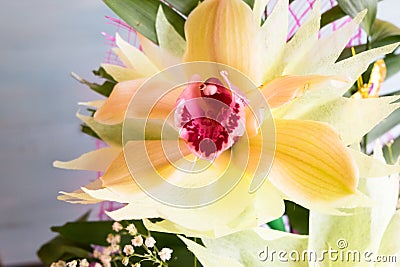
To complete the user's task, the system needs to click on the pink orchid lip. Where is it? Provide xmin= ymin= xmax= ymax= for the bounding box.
xmin=174 ymin=77 xmax=247 ymax=160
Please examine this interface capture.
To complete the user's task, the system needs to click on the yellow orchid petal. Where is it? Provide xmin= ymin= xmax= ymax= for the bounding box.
xmin=115 ymin=33 xmax=159 ymax=76
xmin=259 ymin=0 xmax=288 ymax=82
xmin=101 ymin=63 xmax=142 ymax=82
xmin=53 ymin=147 xmax=120 ymax=172
xmin=269 ymin=119 xmax=358 ymax=207
xmin=261 ymin=75 xmax=346 ymax=108
xmin=184 ymin=0 xmax=260 ymax=82
xmin=94 ymin=79 xmax=145 ymax=125
xmin=123 ymin=77 xmax=185 ymax=123
xmin=138 ymin=34 xmax=182 ymax=70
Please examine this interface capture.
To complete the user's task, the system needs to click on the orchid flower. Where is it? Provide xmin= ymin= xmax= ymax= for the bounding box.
xmin=56 ymin=0 xmax=400 ymax=238
xmin=180 ymin=144 xmax=400 ymax=266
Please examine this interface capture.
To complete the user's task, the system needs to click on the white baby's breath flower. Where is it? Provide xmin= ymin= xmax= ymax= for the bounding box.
xmin=122 ymin=257 xmax=129 ymax=266
xmin=112 ymin=221 xmax=123 ymax=232
xmin=123 ymin=244 xmax=135 ymax=255
xmin=106 ymin=234 xmax=121 ymax=245
xmin=144 ymin=236 xmax=156 ymax=248
xmin=66 ymin=260 xmax=77 ymax=267
xmin=131 ymin=263 xmax=141 ymax=267
xmin=132 ymin=235 xmax=143 ymax=247
xmin=51 ymin=260 xmax=66 ymax=267
xmin=79 ymin=259 xmax=89 ymax=267
xmin=158 ymin=248 xmax=173 ymax=261
xmin=126 ymin=224 xmax=137 ymax=235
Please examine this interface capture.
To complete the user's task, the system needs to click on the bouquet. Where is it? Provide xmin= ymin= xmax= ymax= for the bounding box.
xmin=39 ymin=0 xmax=400 ymax=266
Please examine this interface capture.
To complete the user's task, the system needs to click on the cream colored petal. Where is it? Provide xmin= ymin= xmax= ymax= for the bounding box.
xmin=291 ymin=10 xmax=365 ymax=75
xmin=291 ymin=95 xmax=400 ymax=145
xmin=138 ymin=34 xmax=182 ymax=70
xmin=272 ymin=78 xmax=350 ymax=121
xmin=115 ymin=33 xmax=159 ymax=76
xmin=112 ymin=48 xmax=133 ymax=68
xmin=58 ymin=179 xmax=103 ymax=204
xmin=94 ymin=79 xmax=145 ymax=125
xmin=308 ymin=146 xmax=399 ymax=263
xmin=378 ymin=210 xmax=400 ymax=261
xmin=259 ymin=0 xmax=288 ymax=82
xmin=77 ymin=113 xmax=122 ymax=147
xmin=179 ymin=236 xmax=244 ymax=267
xmin=318 ymin=42 xmax=399 ymax=83
xmin=253 ymin=0 xmax=270 ymax=25
xmin=53 ymin=147 xmax=120 ymax=172
xmin=348 ymin=147 xmax=400 ymax=178
xmin=184 ymin=0 xmax=261 ymax=82
xmin=280 ymin=0 xmax=320 ymax=77
xmin=269 ymin=119 xmax=358 ymax=207
xmin=261 ymin=75 xmax=347 ymax=108
xmin=200 ymin=228 xmax=309 ymax=267
xmin=78 ymin=100 xmax=105 ymax=108
xmin=155 ymin=7 xmax=186 ymax=58
xmin=101 ymin=63 xmax=143 ymax=82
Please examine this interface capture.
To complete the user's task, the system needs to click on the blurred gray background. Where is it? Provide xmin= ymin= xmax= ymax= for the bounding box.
xmin=0 ymin=0 xmax=399 ymax=265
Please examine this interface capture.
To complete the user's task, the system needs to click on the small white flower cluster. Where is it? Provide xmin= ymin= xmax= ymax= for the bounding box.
xmin=50 ymin=259 xmax=89 ymax=267
xmin=50 ymin=221 xmax=173 ymax=267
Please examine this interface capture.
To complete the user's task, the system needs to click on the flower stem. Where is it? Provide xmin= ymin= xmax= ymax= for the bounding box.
xmin=194 ymin=238 xmax=198 ymax=267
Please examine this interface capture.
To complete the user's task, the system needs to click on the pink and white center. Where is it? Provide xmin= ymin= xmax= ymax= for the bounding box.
xmin=175 ymin=77 xmax=247 ymax=160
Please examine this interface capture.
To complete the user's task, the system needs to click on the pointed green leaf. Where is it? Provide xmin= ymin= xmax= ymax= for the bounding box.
xmin=371 ymin=19 xmax=400 ymax=46
xmin=102 ymin=0 xmax=186 ymax=44
xmin=164 ymin=0 xmax=199 ymax=16
xmin=337 ymin=0 xmax=377 ymax=35
xmin=320 ymin=5 xmax=346 ymax=28
xmin=103 ymin=0 xmax=159 ymax=43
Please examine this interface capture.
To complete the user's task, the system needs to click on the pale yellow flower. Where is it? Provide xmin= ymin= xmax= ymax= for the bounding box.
xmin=57 ymin=0 xmax=400 ymax=237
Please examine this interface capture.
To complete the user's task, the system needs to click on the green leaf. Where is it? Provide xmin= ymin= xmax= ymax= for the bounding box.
xmin=164 ymin=0 xmax=199 ymax=16
xmin=102 ymin=0 xmax=186 ymax=44
xmin=50 ymin=220 xmax=195 ymax=266
xmin=242 ymin=0 xmax=255 ymax=8
xmin=71 ymin=70 xmax=116 ymax=97
xmin=37 ymin=235 xmax=91 ymax=266
xmin=37 ymin=212 xmax=92 ymax=265
xmin=78 ymin=113 xmax=122 ymax=146
xmin=383 ymin=137 xmax=400 ymax=167
xmin=337 ymin=0 xmax=377 ymax=35
xmin=161 ymin=4 xmax=186 ymax=40
xmin=385 ymin=53 xmax=400 ymax=79
xmin=103 ymin=0 xmax=159 ymax=43
xmin=284 ymin=201 xmax=309 ymax=235
xmin=367 ymin=99 xmax=400 ymax=142
xmin=320 ymin=5 xmax=346 ymax=28
xmin=371 ymin=19 xmax=400 ymax=45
